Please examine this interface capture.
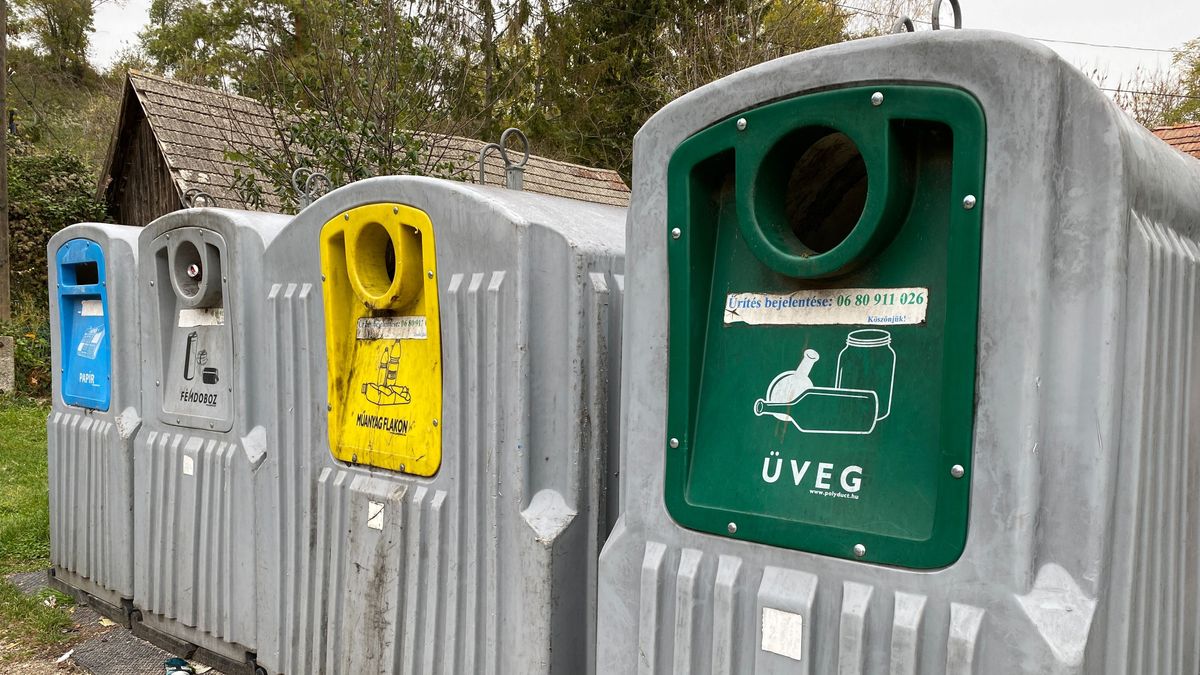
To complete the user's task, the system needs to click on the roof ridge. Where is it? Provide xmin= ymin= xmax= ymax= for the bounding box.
xmin=128 ymin=69 xmax=266 ymax=106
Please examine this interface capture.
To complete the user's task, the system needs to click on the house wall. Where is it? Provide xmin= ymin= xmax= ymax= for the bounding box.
xmin=109 ymin=115 xmax=180 ymax=227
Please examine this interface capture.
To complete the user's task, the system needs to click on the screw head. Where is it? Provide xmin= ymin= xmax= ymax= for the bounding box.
xmin=871 ymin=91 xmax=884 ymax=106
xmin=186 ymin=263 xmax=201 ymax=279
xmin=853 ymin=543 xmax=867 ymax=557
xmin=951 ymin=464 xmax=965 ymax=478
xmin=727 ymin=522 xmax=738 ymax=534
xmin=393 ymin=206 xmax=399 ymax=214
xmin=344 ymin=213 xmax=350 ymax=220
xmin=669 ymin=437 xmax=679 ymax=448
xmin=962 ymin=194 xmax=977 ymax=210
xmin=432 ymin=419 xmax=439 ymax=427
xmin=427 ymin=270 xmax=434 ymax=278
xmin=671 ymin=227 xmax=682 ymax=240
xmin=149 ymin=280 xmax=155 ymax=287
xmin=736 ymin=117 xmax=747 ymax=131
xmin=321 ymin=274 xmax=326 ymax=282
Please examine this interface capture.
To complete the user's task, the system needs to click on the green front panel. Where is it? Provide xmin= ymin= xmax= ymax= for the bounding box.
xmin=665 ymin=85 xmax=985 ymax=569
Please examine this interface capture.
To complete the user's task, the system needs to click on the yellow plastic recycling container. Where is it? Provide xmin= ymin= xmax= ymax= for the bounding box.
xmin=320 ymin=203 xmax=442 ymax=475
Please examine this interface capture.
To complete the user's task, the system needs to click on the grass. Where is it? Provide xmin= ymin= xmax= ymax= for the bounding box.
xmin=0 ymin=396 xmax=78 ymax=660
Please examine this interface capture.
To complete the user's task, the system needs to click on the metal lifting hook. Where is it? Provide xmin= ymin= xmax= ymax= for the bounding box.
xmin=479 ymin=127 xmax=531 ymax=191
xmin=891 ymin=16 xmax=916 ymax=33
xmin=182 ymin=188 xmax=216 ymax=208
xmin=931 ymin=0 xmax=963 ymax=30
xmin=291 ymin=167 xmax=332 ymax=209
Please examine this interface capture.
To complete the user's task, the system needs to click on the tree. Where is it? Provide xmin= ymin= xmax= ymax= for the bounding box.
xmin=11 ymin=0 xmax=98 ymax=79
xmin=1160 ymin=38 xmax=1200 ymax=126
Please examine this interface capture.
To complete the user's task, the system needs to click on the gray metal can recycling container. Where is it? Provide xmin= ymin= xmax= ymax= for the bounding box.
xmin=132 ymin=208 xmax=288 ymax=666
xmin=251 ymin=176 xmax=625 ymax=675
xmin=46 ymin=223 xmax=142 ymax=619
xmin=597 ymin=30 xmax=1200 ymax=674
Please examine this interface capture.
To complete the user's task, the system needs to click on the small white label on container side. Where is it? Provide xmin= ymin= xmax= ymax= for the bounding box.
xmin=761 ymin=607 xmax=804 ymax=661
xmin=80 ymin=300 xmax=104 ymax=317
xmin=367 ymin=501 xmax=385 ymax=530
xmin=178 ymin=308 xmax=225 ymax=327
xmin=725 ymin=288 xmax=929 ymax=327
xmin=182 ymin=455 xmax=195 ymax=476
xmin=357 ymin=316 xmax=428 ymax=340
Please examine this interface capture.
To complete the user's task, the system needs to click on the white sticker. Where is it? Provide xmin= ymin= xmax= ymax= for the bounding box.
xmin=178 ymin=308 xmax=225 ymax=327
xmin=367 ymin=501 xmax=385 ymax=530
xmin=725 ymin=288 xmax=928 ymax=327
xmin=357 ymin=316 xmax=427 ymax=340
xmin=761 ymin=607 xmax=804 ymax=661
xmin=80 ymin=300 xmax=104 ymax=317
xmin=182 ymin=455 xmax=195 ymax=476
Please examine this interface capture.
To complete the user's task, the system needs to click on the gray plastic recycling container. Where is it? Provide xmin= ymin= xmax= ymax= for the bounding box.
xmin=251 ymin=176 xmax=625 ymax=675
xmin=46 ymin=223 xmax=142 ymax=618
xmin=131 ymin=208 xmax=288 ymax=665
xmin=597 ymin=30 xmax=1200 ymax=674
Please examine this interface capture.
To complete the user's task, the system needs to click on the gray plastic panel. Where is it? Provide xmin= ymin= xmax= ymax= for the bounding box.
xmin=597 ymin=30 xmax=1200 ymax=674
xmin=132 ymin=208 xmax=288 ymax=661
xmin=47 ymin=223 xmax=143 ymax=607
xmin=254 ymin=177 xmax=625 ymax=675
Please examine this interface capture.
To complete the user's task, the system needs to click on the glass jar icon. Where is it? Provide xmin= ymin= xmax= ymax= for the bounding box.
xmin=835 ymin=329 xmax=896 ymax=421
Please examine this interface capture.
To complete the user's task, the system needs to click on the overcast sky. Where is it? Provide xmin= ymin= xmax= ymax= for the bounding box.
xmin=90 ymin=0 xmax=1200 ymax=85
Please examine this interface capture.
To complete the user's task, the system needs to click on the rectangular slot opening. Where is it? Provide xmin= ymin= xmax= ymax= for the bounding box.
xmin=63 ymin=261 xmax=99 ymax=286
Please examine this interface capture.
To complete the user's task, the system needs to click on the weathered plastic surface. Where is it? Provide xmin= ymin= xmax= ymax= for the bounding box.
xmin=254 ymin=176 xmax=625 ymax=675
xmin=132 ymin=208 xmax=288 ymax=662
xmin=597 ymin=30 xmax=1200 ymax=674
xmin=47 ymin=223 xmax=143 ymax=608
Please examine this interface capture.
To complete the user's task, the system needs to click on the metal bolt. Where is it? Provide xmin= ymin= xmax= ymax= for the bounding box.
xmin=155 ymin=380 xmax=160 ymax=386
xmin=321 ymin=274 xmax=326 ymax=282
xmin=344 ymin=213 xmax=350 ymax=220
xmin=962 ymin=194 xmax=977 ymax=210
xmin=186 ymin=263 xmax=201 ymax=279
xmin=393 ymin=207 xmax=399 ymax=214
xmin=432 ymin=419 xmax=439 ymax=427
xmin=351 ymin=454 xmax=358 ymax=463
xmin=951 ymin=464 xmax=965 ymax=478
xmin=669 ymin=437 xmax=679 ymax=448
xmin=736 ymin=118 xmax=747 ymax=131
xmin=853 ymin=543 xmax=867 ymax=557
xmin=399 ymin=464 xmax=406 ymax=472
xmin=209 ymin=423 xmax=214 ymax=429
xmin=427 ymin=270 xmax=434 ymax=278
xmin=727 ymin=522 xmax=738 ymax=534
xmin=671 ymin=227 xmax=681 ymax=240
xmin=327 ymin=403 xmax=332 ymax=411
xmin=871 ymin=91 xmax=884 ymax=106
xmin=149 ymin=280 xmax=155 ymax=287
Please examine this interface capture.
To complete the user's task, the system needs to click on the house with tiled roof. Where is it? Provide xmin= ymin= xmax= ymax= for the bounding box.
xmin=98 ymin=71 xmax=630 ymax=226
xmin=1152 ymin=122 xmax=1200 ymax=161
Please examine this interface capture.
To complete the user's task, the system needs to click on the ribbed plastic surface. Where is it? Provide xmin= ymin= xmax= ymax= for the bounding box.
xmin=253 ymin=178 xmax=625 ymax=675
xmin=598 ymin=30 xmax=1200 ymax=674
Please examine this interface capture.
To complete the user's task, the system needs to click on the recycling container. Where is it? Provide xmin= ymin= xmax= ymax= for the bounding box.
xmin=131 ymin=208 xmax=289 ymax=667
xmin=46 ymin=223 xmax=142 ymax=619
xmin=597 ymin=30 xmax=1200 ymax=674
xmin=253 ymin=176 xmax=625 ymax=675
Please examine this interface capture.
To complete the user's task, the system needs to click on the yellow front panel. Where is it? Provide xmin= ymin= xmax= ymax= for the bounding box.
xmin=320 ymin=203 xmax=442 ymax=475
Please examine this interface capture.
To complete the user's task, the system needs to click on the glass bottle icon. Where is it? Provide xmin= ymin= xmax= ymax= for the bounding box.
xmin=835 ymin=329 xmax=896 ymax=420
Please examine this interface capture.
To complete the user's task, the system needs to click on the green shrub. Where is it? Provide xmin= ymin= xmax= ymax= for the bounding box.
xmin=8 ymin=139 xmax=109 ymax=303
xmin=2 ymin=141 xmax=106 ymax=398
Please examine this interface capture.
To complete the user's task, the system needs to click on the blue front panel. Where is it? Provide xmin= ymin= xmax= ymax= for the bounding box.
xmin=56 ymin=239 xmax=111 ymax=411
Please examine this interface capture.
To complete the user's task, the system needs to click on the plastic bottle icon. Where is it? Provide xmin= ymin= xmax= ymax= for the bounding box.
xmin=362 ymin=342 xmax=412 ymax=405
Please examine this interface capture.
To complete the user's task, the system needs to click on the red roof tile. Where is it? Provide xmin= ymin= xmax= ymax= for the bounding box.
xmin=1152 ymin=122 xmax=1200 ymax=160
